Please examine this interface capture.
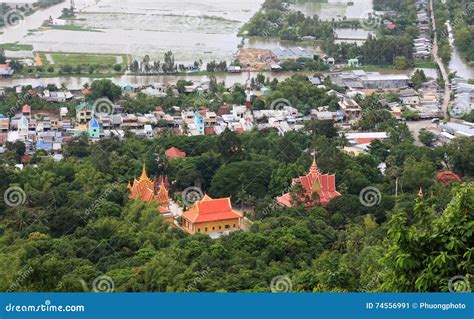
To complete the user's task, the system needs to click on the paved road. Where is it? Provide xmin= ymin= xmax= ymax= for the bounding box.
xmin=430 ymin=0 xmax=451 ymax=118
xmin=407 ymin=120 xmax=441 ymax=146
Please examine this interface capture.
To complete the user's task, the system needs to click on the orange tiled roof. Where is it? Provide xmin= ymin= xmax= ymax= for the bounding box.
xmin=165 ymin=147 xmax=186 ymax=158
xmin=22 ymin=104 xmax=31 ymax=113
xmin=182 ymin=195 xmax=242 ymax=224
xmin=435 ymin=170 xmax=461 ymax=186
xmin=355 ymin=137 xmax=380 ymax=145
xmin=128 ymin=164 xmax=170 ymax=214
xmin=277 ymin=158 xmax=341 ymax=207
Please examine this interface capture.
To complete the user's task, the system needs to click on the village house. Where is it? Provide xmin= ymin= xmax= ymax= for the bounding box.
xmin=76 ymin=102 xmax=95 ymax=124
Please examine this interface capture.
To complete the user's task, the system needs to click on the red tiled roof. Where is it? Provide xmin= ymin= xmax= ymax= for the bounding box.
xmin=165 ymin=147 xmax=186 ymax=158
xmin=387 ymin=24 xmax=397 ymax=29
xmin=277 ymin=158 xmax=341 ymax=207
xmin=83 ymin=88 xmax=91 ymax=95
xmin=204 ymin=127 xmax=215 ymax=135
xmin=355 ymin=137 xmax=380 ymax=145
xmin=22 ymin=104 xmax=31 ymax=113
xmin=21 ymin=155 xmax=33 ymax=163
xmin=435 ymin=171 xmax=461 ymax=186
xmin=182 ymin=196 xmax=242 ymax=224
xmin=154 ymin=106 xmax=163 ymax=112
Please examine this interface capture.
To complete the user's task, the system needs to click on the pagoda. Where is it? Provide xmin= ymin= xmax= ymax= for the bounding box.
xmin=277 ymin=157 xmax=341 ymax=207
xmin=128 ymin=164 xmax=173 ymax=221
xmin=182 ymin=195 xmax=243 ymax=235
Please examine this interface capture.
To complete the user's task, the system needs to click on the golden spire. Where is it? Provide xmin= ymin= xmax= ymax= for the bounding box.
xmin=139 ymin=162 xmax=149 ymax=182
xmin=310 ymin=150 xmax=319 ymax=174
xmin=418 ymin=187 xmax=424 ymax=199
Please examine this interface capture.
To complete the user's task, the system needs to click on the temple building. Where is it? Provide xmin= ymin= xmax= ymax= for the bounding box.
xmin=128 ymin=164 xmax=173 ymax=222
xmin=435 ymin=171 xmax=462 ymax=187
xmin=165 ymin=147 xmax=186 ymax=159
xmin=277 ymin=157 xmax=341 ymax=207
xmin=182 ymin=195 xmax=243 ymax=236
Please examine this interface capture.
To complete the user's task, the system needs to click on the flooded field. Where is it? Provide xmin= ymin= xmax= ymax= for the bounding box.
xmin=4 ymin=0 xmax=264 ymax=64
xmin=290 ymin=0 xmax=374 ymax=21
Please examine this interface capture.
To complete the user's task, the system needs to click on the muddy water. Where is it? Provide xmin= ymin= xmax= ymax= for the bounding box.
xmin=290 ymin=0 xmax=374 ymax=21
xmin=0 ymin=71 xmax=315 ymax=90
xmin=5 ymin=0 xmax=264 ymax=64
xmin=446 ymin=21 xmax=474 ymax=79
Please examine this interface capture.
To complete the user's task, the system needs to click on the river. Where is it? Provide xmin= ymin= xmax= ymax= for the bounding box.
xmin=446 ymin=20 xmax=474 ymax=79
xmin=0 ymin=72 xmax=315 ymax=90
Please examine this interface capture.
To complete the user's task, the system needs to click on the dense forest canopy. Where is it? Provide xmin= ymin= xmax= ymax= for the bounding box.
xmin=1 ymin=113 xmax=473 ymax=291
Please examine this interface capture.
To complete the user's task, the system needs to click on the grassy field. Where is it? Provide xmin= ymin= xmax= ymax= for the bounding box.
xmin=414 ymin=61 xmax=437 ymax=68
xmin=49 ymin=25 xmax=102 ymax=32
xmin=20 ymin=51 xmax=131 ymax=78
xmin=0 ymin=43 xmax=34 ymax=51
xmin=49 ymin=53 xmax=121 ymax=66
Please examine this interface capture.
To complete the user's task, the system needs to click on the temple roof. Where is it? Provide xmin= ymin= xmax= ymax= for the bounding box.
xmin=182 ymin=195 xmax=242 ymax=224
xmin=277 ymin=158 xmax=341 ymax=207
xmin=435 ymin=170 xmax=461 ymax=186
xmin=165 ymin=147 xmax=186 ymax=159
xmin=128 ymin=164 xmax=170 ymax=214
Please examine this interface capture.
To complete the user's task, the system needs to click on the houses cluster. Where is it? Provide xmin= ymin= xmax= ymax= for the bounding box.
xmin=0 ymin=64 xmax=15 ymax=78
xmin=399 ymin=78 xmax=442 ymax=119
xmin=0 ymin=104 xmax=69 ymax=162
xmin=413 ymin=0 xmax=432 ymax=59
xmin=451 ymin=79 xmax=474 ymax=118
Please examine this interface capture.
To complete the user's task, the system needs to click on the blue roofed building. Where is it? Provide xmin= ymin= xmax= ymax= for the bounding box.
xmin=194 ymin=111 xmax=205 ymax=135
xmin=88 ymin=118 xmax=100 ymax=139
